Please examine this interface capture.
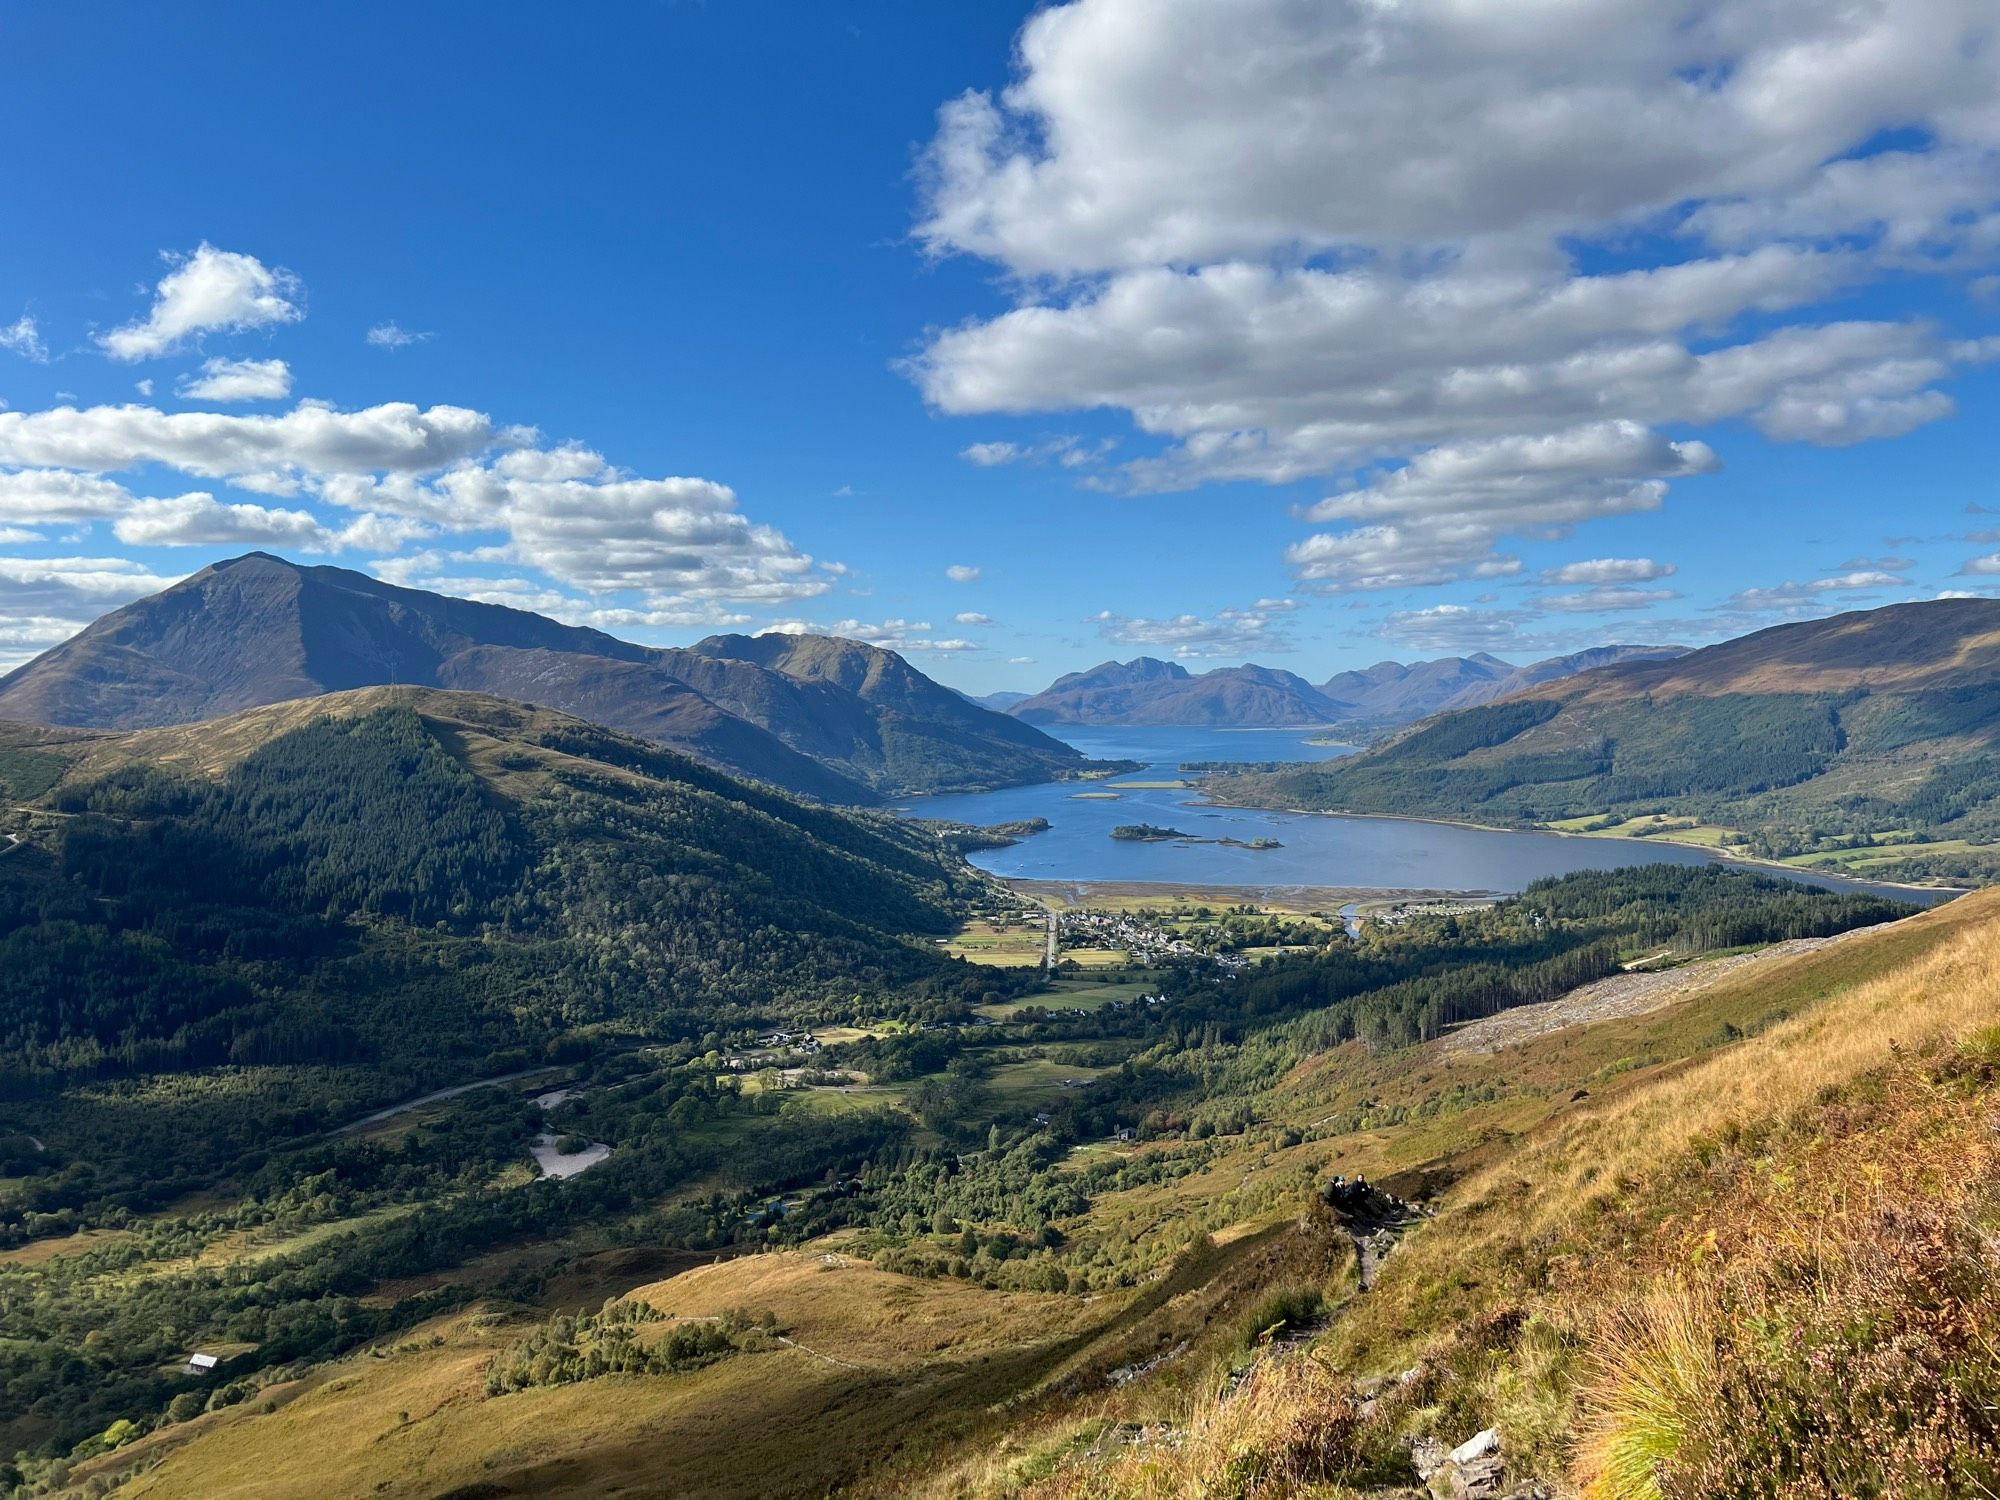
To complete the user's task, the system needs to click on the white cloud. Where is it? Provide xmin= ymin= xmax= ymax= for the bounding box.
xmin=945 ymin=564 xmax=982 ymax=583
xmin=910 ymin=0 xmax=2000 ymax=590
xmin=1538 ymin=557 xmax=1678 ymax=586
xmin=961 ymin=441 xmax=1026 ymax=467
xmin=0 ymin=399 xmax=496 ymax=483
xmin=1008 ymin=655 xmax=1036 ymax=665
xmin=1090 ymin=597 xmax=1296 ymax=657
xmin=0 ymin=468 xmax=151 ymax=523
xmin=1723 ymin=570 xmax=1908 ymax=614
xmin=1959 ymin=552 xmax=2000 ymax=576
xmin=1537 ymin=586 xmax=1681 ymax=613
xmin=366 ymin=322 xmax=431 ymax=349
xmin=918 ymin=0 xmax=1998 ymax=274
xmin=110 ymin=495 xmax=335 ymax=549
xmin=0 ymin=395 xmax=835 ymax=614
xmin=99 ymin=244 xmax=303 ymax=361
xmin=177 ymin=356 xmax=293 ymax=402
xmin=958 ymin=434 xmax=1107 ymax=469
xmin=1379 ymin=604 xmax=1532 ymax=654
xmin=0 ymin=555 xmax=183 ymax=668
xmin=1285 ymin=523 xmax=1525 ymax=593
xmin=134 ymin=379 xmax=153 ymax=397
xmin=760 ymin=617 xmax=980 ymax=653
xmin=954 ymin=611 xmax=993 ymax=626
xmin=0 ymin=315 xmax=47 ymax=362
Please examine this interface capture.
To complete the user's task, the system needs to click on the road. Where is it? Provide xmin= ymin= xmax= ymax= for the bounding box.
xmin=1044 ymin=910 xmax=1059 ymax=971
xmin=333 ymin=1065 xmax=568 ymax=1135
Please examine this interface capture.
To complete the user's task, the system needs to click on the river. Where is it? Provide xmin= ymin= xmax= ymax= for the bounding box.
xmin=902 ymin=726 xmax=1955 ymax=906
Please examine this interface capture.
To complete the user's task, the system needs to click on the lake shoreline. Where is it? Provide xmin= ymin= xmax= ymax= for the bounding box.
xmin=1197 ymin=790 xmax=1970 ymax=900
xmin=1000 ymin=877 xmax=1497 ymax=912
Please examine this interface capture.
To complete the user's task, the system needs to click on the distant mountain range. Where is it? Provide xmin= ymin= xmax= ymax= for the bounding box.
xmin=0 ymin=554 xmax=1099 ymax=804
xmin=1004 ymin=645 xmax=1687 ymax=729
xmin=1210 ymin=598 xmax=2000 ymax=883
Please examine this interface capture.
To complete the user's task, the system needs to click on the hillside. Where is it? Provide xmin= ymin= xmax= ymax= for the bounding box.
xmin=0 ymin=851 xmax=1929 ymax=1496
xmin=22 ymin=872 xmax=1988 ymax=1499
xmin=0 ymin=554 xmax=1097 ymax=802
xmin=1214 ymin=598 xmax=2000 ymax=884
xmin=0 ymin=687 xmax=999 ymax=1091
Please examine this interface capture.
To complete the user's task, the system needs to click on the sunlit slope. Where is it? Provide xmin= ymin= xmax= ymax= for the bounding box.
xmin=83 ymin=891 xmax=1999 ymax=1499
xmin=1215 ymin=597 xmax=2000 ymax=883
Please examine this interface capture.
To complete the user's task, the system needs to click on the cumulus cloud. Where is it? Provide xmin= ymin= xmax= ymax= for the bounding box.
xmin=1537 ymin=586 xmax=1682 ymax=613
xmin=366 ymin=322 xmax=432 ymax=349
xmin=0 ymin=555 xmax=183 ymax=668
xmin=917 ymin=0 xmax=1998 ymax=273
xmin=759 ymin=617 xmax=980 ymax=653
xmin=1089 ymin=597 xmax=1297 ymax=657
xmin=955 ymin=611 xmax=993 ymax=626
xmin=177 ymin=356 xmax=293 ymax=402
xmin=909 ymin=0 xmax=2000 ymax=589
xmin=99 ymin=244 xmax=303 ymax=361
xmin=1723 ymin=570 xmax=1908 ymax=614
xmin=0 ymin=315 xmax=47 ymax=362
xmin=0 ymin=399 xmax=496 ymax=485
xmin=1959 ymin=552 xmax=2000 ymax=576
xmin=1539 ymin=557 xmax=1678 ymax=586
xmin=945 ymin=564 xmax=982 ymax=582
xmin=0 ymin=395 xmax=835 ymax=618
xmin=1378 ymin=605 xmax=1534 ymax=654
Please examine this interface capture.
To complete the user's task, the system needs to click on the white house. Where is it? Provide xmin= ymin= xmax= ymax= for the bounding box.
xmin=183 ymin=1352 xmax=219 ymax=1377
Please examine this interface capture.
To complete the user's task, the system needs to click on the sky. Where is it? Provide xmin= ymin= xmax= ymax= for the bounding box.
xmin=2 ymin=0 xmax=1999 ymax=696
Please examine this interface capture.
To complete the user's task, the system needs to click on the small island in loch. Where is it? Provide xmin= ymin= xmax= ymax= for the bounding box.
xmin=1110 ymin=824 xmax=1283 ymax=849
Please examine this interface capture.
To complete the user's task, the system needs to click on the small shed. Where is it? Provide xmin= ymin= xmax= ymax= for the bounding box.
xmin=183 ymin=1352 xmax=218 ymax=1377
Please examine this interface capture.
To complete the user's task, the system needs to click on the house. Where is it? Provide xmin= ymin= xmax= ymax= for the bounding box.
xmin=183 ymin=1352 xmax=219 ymax=1377
xmin=1115 ymin=1127 xmax=1137 ymax=1142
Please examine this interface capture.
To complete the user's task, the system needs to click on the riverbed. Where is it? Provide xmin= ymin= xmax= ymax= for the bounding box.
xmin=904 ymin=725 xmax=1953 ymax=906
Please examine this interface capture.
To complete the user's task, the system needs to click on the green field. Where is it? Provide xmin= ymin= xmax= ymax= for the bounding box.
xmin=943 ymin=918 xmax=1047 ymax=968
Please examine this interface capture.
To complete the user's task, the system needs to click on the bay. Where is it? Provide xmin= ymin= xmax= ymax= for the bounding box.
xmin=902 ymin=725 xmax=1953 ymax=906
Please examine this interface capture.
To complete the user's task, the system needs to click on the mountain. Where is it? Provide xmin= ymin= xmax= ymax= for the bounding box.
xmin=1006 ymin=647 xmax=1688 ymax=730
xmin=0 ymin=686 xmax=993 ymax=1086
xmin=968 ymin=689 xmax=1031 ymax=711
xmin=0 ymin=553 xmax=1096 ymax=802
xmin=1316 ymin=652 xmax=1515 ymax=724
xmin=1212 ymin=598 xmax=2000 ymax=884
xmin=1009 ymin=657 xmax=1346 ymax=726
xmin=1432 ymin=643 xmax=1690 ymax=710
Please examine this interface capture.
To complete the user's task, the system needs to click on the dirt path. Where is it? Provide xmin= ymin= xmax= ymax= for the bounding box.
xmin=1437 ymin=925 xmax=1887 ymax=1057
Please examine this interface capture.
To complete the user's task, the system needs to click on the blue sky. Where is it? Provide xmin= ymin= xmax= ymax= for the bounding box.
xmin=2 ymin=0 xmax=1998 ymax=695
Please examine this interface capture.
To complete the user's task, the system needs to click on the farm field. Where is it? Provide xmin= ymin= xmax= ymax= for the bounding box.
xmin=943 ymin=918 xmax=1048 ymax=968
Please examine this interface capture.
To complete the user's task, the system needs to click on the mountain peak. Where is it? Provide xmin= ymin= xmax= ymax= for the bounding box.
xmin=0 ymin=559 xmax=1090 ymax=801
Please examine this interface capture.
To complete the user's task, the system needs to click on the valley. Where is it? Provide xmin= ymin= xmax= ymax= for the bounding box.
xmin=0 ymin=582 xmax=1995 ymax=1500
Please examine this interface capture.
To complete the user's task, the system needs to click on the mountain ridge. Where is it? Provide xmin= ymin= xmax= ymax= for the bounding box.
xmin=1003 ymin=644 xmax=1688 ymax=729
xmin=0 ymin=553 xmax=1096 ymax=803
xmin=1209 ymin=598 xmax=2000 ymax=884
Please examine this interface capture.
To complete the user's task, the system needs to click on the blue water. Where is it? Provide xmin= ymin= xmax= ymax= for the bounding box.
xmin=902 ymin=726 xmax=1951 ymax=905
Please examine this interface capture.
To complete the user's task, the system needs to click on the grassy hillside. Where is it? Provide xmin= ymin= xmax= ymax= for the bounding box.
xmin=1213 ymin=598 xmax=2000 ymax=885
xmin=4 ymin=858 xmax=1956 ymax=1499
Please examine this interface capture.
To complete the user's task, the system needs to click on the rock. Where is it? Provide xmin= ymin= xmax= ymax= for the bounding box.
xmin=1409 ymin=1436 xmax=1448 ymax=1480
xmin=1449 ymin=1428 xmax=1499 ymax=1465
xmin=1421 ymin=1428 xmax=1505 ymax=1500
